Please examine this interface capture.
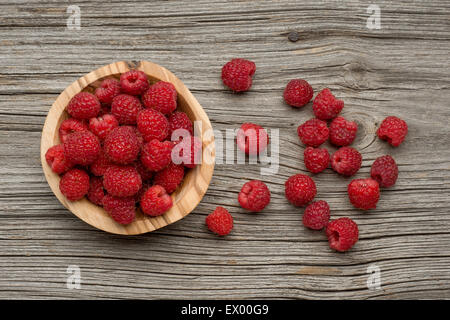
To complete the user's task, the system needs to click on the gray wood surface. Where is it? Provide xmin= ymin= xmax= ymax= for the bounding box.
xmin=1 ymin=0 xmax=450 ymax=299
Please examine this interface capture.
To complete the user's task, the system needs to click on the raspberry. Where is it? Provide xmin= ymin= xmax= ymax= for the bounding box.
xmin=67 ymin=92 xmax=101 ymax=120
xmin=87 ymin=176 xmax=105 ymax=206
xmin=283 ymin=79 xmax=314 ymax=107
xmin=141 ymin=139 xmax=173 ymax=171
xmin=331 ymin=147 xmax=362 ymax=176
xmin=329 ymin=116 xmax=357 ymax=146
xmin=377 ymin=116 xmax=408 ymax=147
xmin=102 ymin=195 xmax=136 ymax=225
xmin=136 ymin=108 xmax=169 ymax=142
xmin=348 ymin=178 xmax=380 ymax=210
xmin=312 ymin=88 xmax=344 ymax=120
xmin=88 ymin=114 xmax=119 ymax=140
xmin=140 ymin=185 xmax=173 ymax=216
xmin=103 ymin=126 xmax=140 ymax=164
xmin=142 ymin=81 xmax=177 ymax=114
xmin=59 ymin=168 xmax=90 ymax=201
xmin=221 ymin=58 xmax=256 ymax=92
xmin=134 ymin=161 xmax=154 ymax=182
xmin=111 ymin=94 xmax=142 ymax=125
xmin=238 ymin=180 xmax=271 ymax=212
xmin=168 ymin=111 xmax=194 ymax=140
xmin=236 ymin=123 xmax=269 ymax=155
xmin=45 ymin=144 xmax=74 ymax=174
xmin=95 ymin=78 xmax=121 ymax=105
xmin=303 ymin=147 xmax=330 ymax=174
xmin=326 ymin=217 xmax=359 ymax=252
xmin=297 ymin=118 xmax=329 ymax=147
xmin=302 ymin=200 xmax=330 ymax=230
xmin=89 ymin=150 xmax=113 ymax=176
xmin=370 ymin=155 xmax=398 ymax=188
xmin=119 ymin=70 xmax=149 ymax=96
xmin=63 ymin=131 xmax=101 ymax=166
xmin=153 ymin=163 xmax=185 ymax=194
xmin=59 ymin=118 xmax=88 ymax=143
xmin=285 ymin=174 xmax=317 ymax=207
xmin=173 ymin=136 xmax=202 ymax=168
xmin=103 ymin=165 xmax=142 ymax=197
xmin=206 ymin=206 xmax=233 ymax=236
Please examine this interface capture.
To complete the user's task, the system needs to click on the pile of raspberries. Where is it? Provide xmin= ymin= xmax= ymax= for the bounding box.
xmin=212 ymin=58 xmax=408 ymax=252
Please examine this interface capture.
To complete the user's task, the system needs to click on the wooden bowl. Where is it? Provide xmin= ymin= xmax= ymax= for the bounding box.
xmin=40 ymin=61 xmax=215 ymax=235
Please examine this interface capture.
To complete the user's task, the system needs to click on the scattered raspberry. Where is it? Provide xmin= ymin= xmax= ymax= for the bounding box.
xmin=331 ymin=147 xmax=362 ymax=176
xmin=136 ymin=108 xmax=169 ymax=142
xmin=63 ymin=130 xmax=101 ymax=166
xmin=89 ymin=150 xmax=113 ymax=176
xmin=59 ymin=168 xmax=90 ymax=201
xmin=238 ymin=180 xmax=271 ymax=212
xmin=102 ymin=194 xmax=136 ymax=225
xmin=111 ymin=94 xmax=142 ymax=125
xmin=312 ymin=88 xmax=344 ymax=120
xmin=45 ymin=144 xmax=74 ymax=174
xmin=326 ymin=217 xmax=359 ymax=252
xmin=371 ymin=155 xmax=398 ymax=188
xmin=153 ymin=163 xmax=185 ymax=194
xmin=297 ymin=118 xmax=329 ymax=147
xmin=206 ymin=206 xmax=233 ymax=236
xmin=141 ymin=139 xmax=173 ymax=171
xmin=303 ymin=147 xmax=329 ymax=174
xmin=119 ymin=70 xmax=149 ymax=96
xmin=95 ymin=78 xmax=121 ymax=105
xmin=58 ymin=118 xmax=88 ymax=143
xmin=377 ymin=116 xmax=408 ymax=147
xmin=173 ymin=136 xmax=202 ymax=168
xmin=283 ymin=79 xmax=314 ymax=107
xmin=285 ymin=174 xmax=317 ymax=207
xmin=221 ymin=58 xmax=256 ymax=92
xmin=168 ymin=111 xmax=194 ymax=140
xmin=142 ymin=81 xmax=177 ymax=114
xmin=329 ymin=116 xmax=358 ymax=146
xmin=140 ymin=185 xmax=173 ymax=216
xmin=236 ymin=123 xmax=269 ymax=155
xmin=67 ymin=92 xmax=101 ymax=120
xmin=103 ymin=126 xmax=140 ymax=164
xmin=134 ymin=161 xmax=154 ymax=182
xmin=89 ymin=114 xmax=119 ymax=140
xmin=87 ymin=176 xmax=105 ymax=206
xmin=302 ymin=200 xmax=330 ymax=230
xmin=103 ymin=165 xmax=142 ymax=197
xmin=348 ymin=178 xmax=380 ymax=210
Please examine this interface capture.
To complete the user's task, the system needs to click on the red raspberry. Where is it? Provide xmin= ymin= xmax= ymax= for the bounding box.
xmin=103 ymin=165 xmax=142 ymax=197
xmin=142 ymin=81 xmax=177 ymax=114
xmin=348 ymin=178 xmax=380 ymax=210
xmin=87 ymin=176 xmax=105 ymax=206
xmin=285 ymin=174 xmax=317 ymax=207
xmin=67 ymin=92 xmax=101 ymax=120
xmin=63 ymin=131 xmax=100 ymax=166
xmin=329 ymin=116 xmax=358 ymax=146
xmin=168 ymin=111 xmax=194 ymax=140
xmin=102 ymin=194 xmax=136 ymax=225
xmin=377 ymin=116 xmax=408 ymax=147
xmin=45 ymin=144 xmax=74 ymax=174
xmin=153 ymin=163 xmax=185 ymax=194
xmin=173 ymin=136 xmax=202 ymax=168
xmin=140 ymin=185 xmax=173 ymax=216
xmin=141 ymin=139 xmax=173 ymax=171
xmin=59 ymin=118 xmax=88 ymax=143
xmin=297 ymin=118 xmax=329 ymax=147
xmin=238 ymin=180 xmax=271 ymax=212
xmin=303 ymin=147 xmax=330 ymax=174
xmin=236 ymin=123 xmax=269 ymax=155
xmin=326 ymin=217 xmax=359 ymax=252
xmin=312 ymin=88 xmax=344 ymax=120
xmin=88 ymin=114 xmax=119 ymax=140
xmin=111 ymin=94 xmax=142 ymax=125
xmin=95 ymin=78 xmax=121 ymax=105
xmin=302 ymin=200 xmax=330 ymax=230
xmin=206 ymin=206 xmax=233 ymax=236
xmin=89 ymin=150 xmax=113 ymax=176
xmin=221 ymin=58 xmax=256 ymax=92
xmin=136 ymin=108 xmax=169 ymax=142
xmin=135 ymin=182 xmax=151 ymax=203
xmin=134 ymin=161 xmax=154 ymax=182
xmin=59 ymin=168 xmax=90 ymax=201
xmin=103 ymin=126 xmax=140 ymax=164
xmin=371 ymin=155 xmax=398 ymax=188
xmin=119 ymin=70 xmax=149 ymax=96
xmin=283 ymin=79 xmax=314 ymax=107
xmin=331 ymin=147 xmax=362 ymax=176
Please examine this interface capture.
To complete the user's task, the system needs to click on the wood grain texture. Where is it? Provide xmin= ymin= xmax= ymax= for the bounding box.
xmin=1 ymin=0 xmax=450 ymax=299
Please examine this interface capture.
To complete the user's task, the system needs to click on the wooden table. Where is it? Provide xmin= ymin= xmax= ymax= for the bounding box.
xmin=1 ymin=0 xmax=449 ymax=299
